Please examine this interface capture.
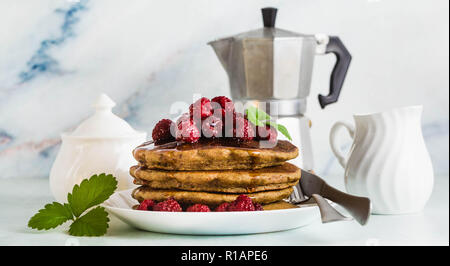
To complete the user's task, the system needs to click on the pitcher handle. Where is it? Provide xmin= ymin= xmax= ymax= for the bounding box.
xmin=329 ymin=121 xmax=355 ymax=168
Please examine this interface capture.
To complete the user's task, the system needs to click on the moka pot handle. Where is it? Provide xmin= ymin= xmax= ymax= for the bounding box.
xmin=315 ymin=35 xmax=352 ymax=108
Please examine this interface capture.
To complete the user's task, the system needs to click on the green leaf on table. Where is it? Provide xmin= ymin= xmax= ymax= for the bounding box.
xmin=68 ymin=206 xmax=109 ymax=237
xmin=28 ymin=202 xmax=73 ymax=230
xmin=28 ymin=173 xmax=117 ymax=237
xmin=67 ymin=173 xmax=118 ymax=217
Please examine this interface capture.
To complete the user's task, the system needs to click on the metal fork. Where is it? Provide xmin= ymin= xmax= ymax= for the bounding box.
xmin=289 ymin=183 xmax=352 ymax=223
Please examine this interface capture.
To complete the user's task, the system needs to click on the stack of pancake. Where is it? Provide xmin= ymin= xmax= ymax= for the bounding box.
xmin=130 ymin=138 xmax=301 ymax=208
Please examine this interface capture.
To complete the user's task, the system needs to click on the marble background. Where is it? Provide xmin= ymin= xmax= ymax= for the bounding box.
xmin=0 ymin=0 xmax=448 ymax=179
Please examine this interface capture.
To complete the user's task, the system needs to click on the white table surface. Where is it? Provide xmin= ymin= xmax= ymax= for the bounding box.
xmin=0 ymin=175 xmax=448 ymax=246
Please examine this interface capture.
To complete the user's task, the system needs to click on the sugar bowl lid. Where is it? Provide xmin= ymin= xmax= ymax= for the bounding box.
xmin=67 ymin=94 xmax=145 ymax=139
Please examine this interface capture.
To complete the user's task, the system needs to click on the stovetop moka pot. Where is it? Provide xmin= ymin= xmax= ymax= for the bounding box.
xmin=208 ymin=7 xmax=352 ymax=170
xmin=209 ymin=7 xmax=352 ymax=115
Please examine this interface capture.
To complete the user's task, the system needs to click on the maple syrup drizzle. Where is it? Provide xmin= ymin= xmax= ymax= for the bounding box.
xmin=133 ymin=138 xmax=296 ymax=154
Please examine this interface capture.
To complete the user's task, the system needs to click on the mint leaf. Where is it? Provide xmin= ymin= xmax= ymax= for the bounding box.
xmin=28 ymin=173 xmax=117 ymax=237
xmin=69 ymin=206 xmax=109 ymax=237
xmin=245 ymin=106 xmax=293 ymax=141
xmin=245 ymin=107 xmax=265 ymax=126
xmin=246 ymin=106 xmax=271 ymax=121
xmin=246 ymin=114 xmax=265 ymax=127
xmin=28 ymin=202 xmax=73 ymax=230
xmin=245 ymin=106 xmax=270 ymax=127
xmin=68 ymin=173 xmax=117 ymax=217
xmin=268 ymin=121 xmax=293 ymax=141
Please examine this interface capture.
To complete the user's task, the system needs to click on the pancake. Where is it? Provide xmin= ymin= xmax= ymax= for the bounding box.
xmin=133 ymin=138 xmax=298 ymax=170
xmin=262 ymin=201 xmax=299 ymax=210
xmin=134 ymin=179 xmax=298 ymax=193
xmin=132 ymin=186 xmax=294 ymax=207
xmin=130 ymin=162 xmax=300 ymax=193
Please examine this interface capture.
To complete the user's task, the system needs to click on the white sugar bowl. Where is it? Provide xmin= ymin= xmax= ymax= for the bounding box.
xmin=49 ymin=94 xmax=147 ymax=202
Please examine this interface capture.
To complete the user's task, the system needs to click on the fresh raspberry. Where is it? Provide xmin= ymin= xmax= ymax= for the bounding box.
xmin=175 ymin=113 xmax=187 ymax=125
xmin=215 ymin=202 xmax=230 ymax=212
xmin=211 ymin=96 xmax=234 ymax=118
xmin=254 ymin=203 xmax=264 ymax=211
xmin=152 ymin=119 xmax=175 ymax=142
xmin=226 ymin=114 xmax=255 ymax=141
xmin=153 ymin=198 xmax=182 ymax=212
xmin=137 ymin=199 xmax=155 ymax=211
xmin=189 ymin=97 xmax=213 ymax=119
xmin=201 ymin=115 xmax=223 ymax=138
xmin=227 ymin=195 xmax=256 ymax=212
xmin=176 ymin=117 xmax=201 ymax=143
xmin=186 ymin=204 xmax=211 ymax=212
xmin=256 ymin=125 xmax=277 ymax=143
xmin=176 ymin=113 xmax=191 ymax=125
xmin=223 ymin=112 xmax=241 ymax=138
xmin=234 ymin=112 xmax=245 ymax=120
xmin=222 ymin=111 xmax=236 ymax=136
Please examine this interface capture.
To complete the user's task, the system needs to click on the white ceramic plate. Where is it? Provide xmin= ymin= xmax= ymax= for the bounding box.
xmin=103 ymin=189 xmax=320 ymax=235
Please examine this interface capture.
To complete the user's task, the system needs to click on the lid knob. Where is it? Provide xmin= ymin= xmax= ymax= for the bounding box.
xmin=69 ymin=93 xmax=144 ymax=138
xmin=261 ymin=7 xmax=277 ymax=28
xmin=93 ymin=93 xmax=116 ymax=112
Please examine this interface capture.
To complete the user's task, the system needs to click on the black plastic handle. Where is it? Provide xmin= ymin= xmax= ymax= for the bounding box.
xmin=319 ymin=36 xmax=352 ymax=108
xmin=261 ymin=7 xmax=277 ymax=28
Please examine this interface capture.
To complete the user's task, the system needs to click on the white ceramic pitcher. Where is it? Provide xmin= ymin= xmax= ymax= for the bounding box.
xmin=329 ymin=106 xmax=434 ymax=214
